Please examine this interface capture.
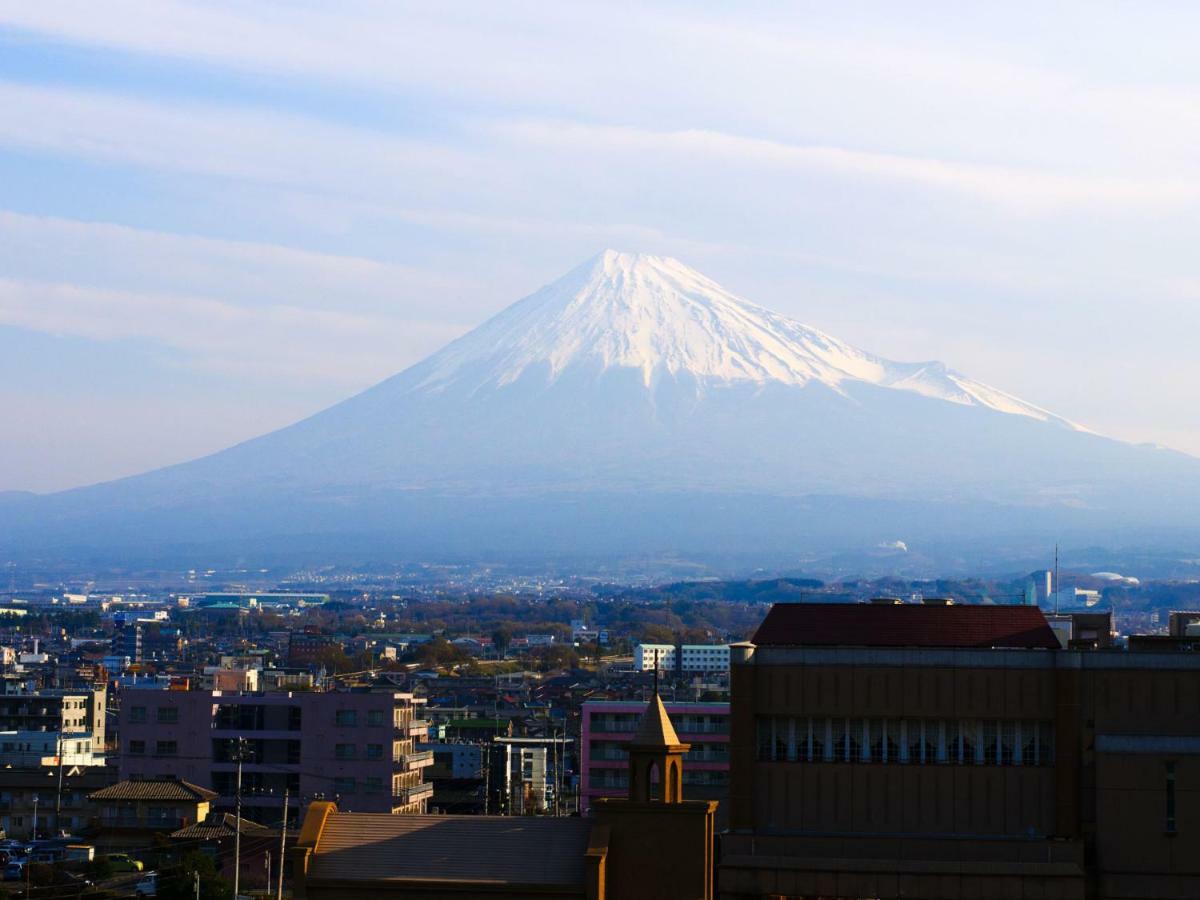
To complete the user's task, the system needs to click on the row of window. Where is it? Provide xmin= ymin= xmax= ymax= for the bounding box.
xmin=757 ymin=717 xmax=1055 ymax=766
xmin=589 ymin=740 xmax=729 ymax=763
xmin=588 ymin=768 xmax=730 ymax=789
xmin=129 ymin=739 xmax=403 ymax=762
xmin=334 ymin=709 xmax=392 ymax=727
xmin=128 ymin=706 xmax=177 ymax=724
xmin=590 ymin=714 xmax=729 ymax=734
xmin=128 ymin=740 xmax=177 ymax=756
xmin=334 ymin=742 xmax=393 ymax=760
xmin=128 ymin=706 xmax=398 ymax=729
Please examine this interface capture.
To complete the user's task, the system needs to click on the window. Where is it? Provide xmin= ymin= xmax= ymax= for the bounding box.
xmin=869 ymin=720 xmax=884 ymax=763
xmin=846 ymin=719 xmax=862 ymax=763
xmin=755 ymin=716 xmax=1053 ymax=768
xmin=154 ymin=741 xmax=178 ymax=757
xmin=333 ymin=777 xmax=356 ymax=795
xmin=335 ymin=710 xmax=358 ymax=727
xmin=983 ymin=721 xmax=1000 ymax=764
xmin=129 ymin=706 xmax=147 ymax=724
xmin=156 ymin=707 xmax=179 ymax=724
xmin=1166 ymin=763 xmax=1177 ymax=834
xmin=365 ymin=744 xmax=383 ymax=760
xmin=129 ymin=740 xmax=145 ymax=755
xmin=830 ymin=719 xmax=846 ymax=763
xmin=364 ymin=777 xmax=383 ymax=794
xmin=367 ymin=710 xmax=386 ymax=727
xmin=334 ymin=743 xmax=356 ymax=760
xmin=1000 ymin=722 xmax=1016 ymax=765
xmin=756 ymin=718 xmax=772 ymax=761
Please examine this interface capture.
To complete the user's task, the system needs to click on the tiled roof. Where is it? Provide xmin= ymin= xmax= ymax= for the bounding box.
xmin=89 ymin=779 xmax=218 ymax=802
xmin=751 ymin=603 xmax=1061 ymax=650
xmin=308 ymin=813 xmax=591 ymax=887
xmin=170 ymin=813 xmax=275 ymax=840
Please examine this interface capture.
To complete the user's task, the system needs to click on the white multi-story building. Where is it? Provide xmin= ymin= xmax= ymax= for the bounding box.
xmin=635 ymin=643 xmax=730 ymax=673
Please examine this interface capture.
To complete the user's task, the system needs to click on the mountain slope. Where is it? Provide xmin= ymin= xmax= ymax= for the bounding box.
xmin=3 ymin=250 xmax=1198 ymax=566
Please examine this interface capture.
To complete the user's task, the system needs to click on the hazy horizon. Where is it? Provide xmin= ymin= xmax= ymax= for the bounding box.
xmin=4 ymin=2 xmax=1200 ymax=492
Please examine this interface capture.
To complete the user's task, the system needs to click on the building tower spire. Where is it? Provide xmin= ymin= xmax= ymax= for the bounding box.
xmin=626 ymin=682 xmax=690 ymax=804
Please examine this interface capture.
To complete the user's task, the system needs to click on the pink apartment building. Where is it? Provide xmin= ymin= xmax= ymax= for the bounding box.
xmin=118 ymin=689 xmax=432 ymax=823
xmin=581 ymin=700 xmax=729 ymax=819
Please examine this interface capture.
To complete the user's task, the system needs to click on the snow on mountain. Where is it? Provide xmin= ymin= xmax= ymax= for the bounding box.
xmin=410 ymin=249 xmax=1083 ymax=431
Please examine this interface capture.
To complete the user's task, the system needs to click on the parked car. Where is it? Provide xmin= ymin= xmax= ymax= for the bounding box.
xmin=104 ymin=853 xmax=144 ymax=873
xmin=134 ymin=871 xmax=157 ymax=897
xmin=3 ymin=861 xmax=23 ymax=881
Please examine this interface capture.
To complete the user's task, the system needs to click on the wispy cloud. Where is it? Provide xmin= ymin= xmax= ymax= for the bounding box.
xmin=493 ymin=120 xmax=1200 ymax=215
xmin=1 ymin=79 xmax=1193 ymax=220
xmin=0 ymin=210 xmax=473 ymax=316
xmin=0 ymin=277 xmax=459 ymax=384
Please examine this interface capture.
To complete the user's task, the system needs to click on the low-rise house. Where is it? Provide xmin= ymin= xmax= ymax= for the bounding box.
xmin=89 ymin=779 xmax=216 ymax=848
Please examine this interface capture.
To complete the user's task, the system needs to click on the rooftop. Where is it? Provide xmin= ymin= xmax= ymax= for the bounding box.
xmin=90 ymin=779 xmax=218 ymax=803
xmin=751 ymin=603 xmax=1061 ymax=650
xmin=304 ymin=809 xmax=591 ymax=888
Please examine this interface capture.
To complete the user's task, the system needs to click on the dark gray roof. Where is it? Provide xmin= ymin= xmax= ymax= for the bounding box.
xmin=170 ymin=813 xmax=275 ymax=840
xmin=309 ymin=813 xmax=591 ymax=887
xmin=89 ymin=779 xmax=217 ymax=802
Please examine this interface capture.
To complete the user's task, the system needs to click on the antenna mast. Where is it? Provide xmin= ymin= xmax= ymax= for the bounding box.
xmin=1054 ymin=544 xmax=1060 ymax=616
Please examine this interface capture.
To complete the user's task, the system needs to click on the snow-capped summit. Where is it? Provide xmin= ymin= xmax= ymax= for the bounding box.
xmin=410 ymin=249 xmax=1081 ymax=431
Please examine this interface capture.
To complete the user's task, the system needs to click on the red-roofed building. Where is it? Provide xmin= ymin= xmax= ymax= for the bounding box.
xmin=751 ymin=601 xmax=1062 ymax=650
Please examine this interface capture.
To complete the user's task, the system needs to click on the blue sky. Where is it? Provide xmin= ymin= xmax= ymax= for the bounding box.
xmin=2 ymin=1 xmax=1199 ymax=491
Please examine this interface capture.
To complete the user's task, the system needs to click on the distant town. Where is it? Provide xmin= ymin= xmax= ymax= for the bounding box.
xmin=0 ymin=562 xmax=1191 ymax=895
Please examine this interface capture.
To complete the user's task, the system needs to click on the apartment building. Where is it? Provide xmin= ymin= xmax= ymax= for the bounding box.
xmin=0 ymin=689 xmax=106 ymax=751
xmin=720 ymin=602 xmax=1200 ymax=900
xmin=636 ymin=643 xmax=731 ymax=673
xmin=581 ymin=700 xmax=729 ymax=817
xmin=118 ymin=689 xmax=432 ymax=822
xmin=491 ymin=735 xmax=573 ymax=815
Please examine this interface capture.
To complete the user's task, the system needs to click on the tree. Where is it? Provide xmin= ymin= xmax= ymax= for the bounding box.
xmin=157 ymin=852 xmax=233 ymax=900
xmin=492 ymin=626 xmax=514 ymax=659
xmin=641 ymin=624 xmax=676 ymax=644
xmin=529 ymin=644 xmax=579 ymax=672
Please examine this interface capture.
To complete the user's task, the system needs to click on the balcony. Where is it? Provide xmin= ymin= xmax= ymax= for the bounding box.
xmin=406 ymin=719 xmax=431 ymax=736
xmin=394 ymin=783 xmax=433 ymax=804
xmin=399 ymin=750 xmax=434 ymax=771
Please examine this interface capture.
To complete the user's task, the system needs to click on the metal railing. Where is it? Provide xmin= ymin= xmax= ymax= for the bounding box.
xmin=394 ymin=783 xmax=433 ymax=803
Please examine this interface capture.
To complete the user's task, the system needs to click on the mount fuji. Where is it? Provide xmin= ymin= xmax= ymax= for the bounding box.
xmin=5 ymin=250 xmax=1199 ymax=568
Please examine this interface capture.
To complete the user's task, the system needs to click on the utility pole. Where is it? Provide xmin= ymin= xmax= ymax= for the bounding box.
xmin=25 ymin=796 xmax=33 ymax=895
xmin=233 ymin=738 xmax=245 ymax=899
xmin=55 ymin=730 xmax=65 ymax=836
xmin=276 ymin=787 xmax=288 ymax=900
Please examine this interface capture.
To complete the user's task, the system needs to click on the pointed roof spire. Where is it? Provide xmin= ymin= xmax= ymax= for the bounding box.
xmin=629 ymin=692 xmax=685 ymax=750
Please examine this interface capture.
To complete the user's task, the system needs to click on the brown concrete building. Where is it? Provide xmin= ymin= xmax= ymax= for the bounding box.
xmin=720 ymin=602 xmax=1200 ymax=900
xmin=290 ymin=692 xmax=717 ymax=899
